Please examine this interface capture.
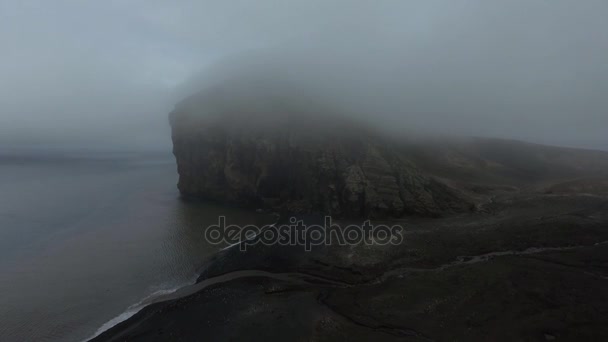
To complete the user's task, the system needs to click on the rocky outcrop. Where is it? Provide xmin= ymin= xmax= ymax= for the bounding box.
xmin=169 ymin=87 xmax=471 ymax=218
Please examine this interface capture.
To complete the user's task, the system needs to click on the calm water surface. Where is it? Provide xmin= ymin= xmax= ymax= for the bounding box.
xmin=0 ymin=152 xmax=267 ymax=341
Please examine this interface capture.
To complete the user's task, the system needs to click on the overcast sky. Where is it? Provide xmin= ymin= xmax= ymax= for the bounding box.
xmin=1 ymin=0 xmax=607 ymax=151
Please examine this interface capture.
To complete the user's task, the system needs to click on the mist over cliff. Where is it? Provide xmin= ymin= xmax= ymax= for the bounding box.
xmin=173 ymin=0 xmax=608 ymax=150
xmin=2 ymin=0 xmax=607 ymax=150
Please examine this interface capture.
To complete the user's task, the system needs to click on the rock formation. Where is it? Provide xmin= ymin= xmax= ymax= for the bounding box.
xmin=169 ymin=83 xmax=471 ymax=218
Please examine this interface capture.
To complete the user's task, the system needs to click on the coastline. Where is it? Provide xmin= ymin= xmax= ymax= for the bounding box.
xmin=88 ymin=213 xmax=283 ymax=340
xmin=85 ymin=274 xmax=204 ymax=342
xmin=92 ymin=195 xmax=608 ymax=341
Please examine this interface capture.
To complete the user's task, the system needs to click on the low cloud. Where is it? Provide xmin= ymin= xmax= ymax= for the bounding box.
xmin=1 ymin=1 xmax=607 ymax=150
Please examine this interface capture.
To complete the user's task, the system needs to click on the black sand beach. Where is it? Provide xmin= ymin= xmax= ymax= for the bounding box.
xmin=94 ymin=192 xmax=608 ymax=341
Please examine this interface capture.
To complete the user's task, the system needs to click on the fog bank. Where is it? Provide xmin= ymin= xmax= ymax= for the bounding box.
xmin=1 ymin=1 xmax=607 ymax=150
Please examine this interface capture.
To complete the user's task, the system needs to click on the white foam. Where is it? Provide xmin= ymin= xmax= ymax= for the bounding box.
xmin=84 ymin=286 xmax=183 ymax=341
xmin=85 ymin=218 xmax=281 ymax=341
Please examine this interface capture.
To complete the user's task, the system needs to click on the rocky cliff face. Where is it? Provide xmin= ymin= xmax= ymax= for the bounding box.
xmin=169 ymin=86 xmax=471 ymax=218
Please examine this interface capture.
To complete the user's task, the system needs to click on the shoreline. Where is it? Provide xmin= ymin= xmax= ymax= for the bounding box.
xmin=90 ymin=237 xmax=608 ymax=341
xmin=92 ymin=194 xmax=608 ymax=341
xmin=88 ymin=213 xmax=283 ymax=341
xmin=85 ymin=275 xmax=201 ymax=342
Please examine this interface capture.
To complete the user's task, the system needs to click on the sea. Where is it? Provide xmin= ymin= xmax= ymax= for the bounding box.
xmin=0 ymin=148 xmax=266 ymax=341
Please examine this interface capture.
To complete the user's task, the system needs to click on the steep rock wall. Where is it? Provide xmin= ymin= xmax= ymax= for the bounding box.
xmin=169 ymin=95 xmax=471 ymax=218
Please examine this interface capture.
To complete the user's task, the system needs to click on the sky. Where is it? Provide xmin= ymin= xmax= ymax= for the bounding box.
xmin=1 ymin=0 xmax=607 ymax=151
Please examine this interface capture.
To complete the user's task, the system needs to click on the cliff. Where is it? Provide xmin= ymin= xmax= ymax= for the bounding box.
xmin=169 ymin=83 xmax=471 ymax=218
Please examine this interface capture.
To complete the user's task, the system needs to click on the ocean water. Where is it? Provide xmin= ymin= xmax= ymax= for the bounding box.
xmin=0 ymin=151 xmax=267 ymax=342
